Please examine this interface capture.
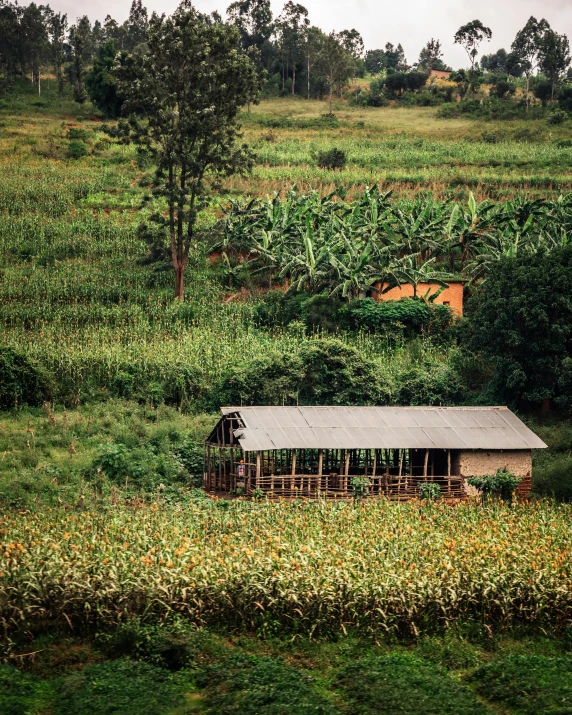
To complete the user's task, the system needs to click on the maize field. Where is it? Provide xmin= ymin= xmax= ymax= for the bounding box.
xmin=1 ymin=498 xmax=571 ymax=643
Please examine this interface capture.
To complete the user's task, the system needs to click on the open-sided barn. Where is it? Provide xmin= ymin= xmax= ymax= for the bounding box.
xmin=204 ymin=406 xmax=547 ymax=500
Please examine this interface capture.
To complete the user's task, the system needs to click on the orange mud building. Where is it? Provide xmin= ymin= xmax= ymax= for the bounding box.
xmin=373 ymin=280 xmax=465 ymax=316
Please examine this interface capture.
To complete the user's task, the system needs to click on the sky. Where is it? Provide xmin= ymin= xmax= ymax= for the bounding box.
xmin=48 ymin=0 xmax=572 ymax=69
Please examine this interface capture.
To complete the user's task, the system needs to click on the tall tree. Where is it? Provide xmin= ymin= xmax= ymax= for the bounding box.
xmin=304 ymin=25 xmax=323 ymax=99
xmin=69 ymin=16 xmax=93 ymax=104
xmin=123 ymin=0 xmax=149 ymax=51
xmin=115 ymin=1 xmax=261 ymax=300
xmin=511 ymin=17 xmax=549 ymax=110
xmin=226 ymin=0 xmax=273 ymax=72
xmin=316 ymin=32 xmax=350 ymax=114
xmin=48 ymin=10 xmax=67 ymax=96
xmin=277 ymin=2 xmax=309 ymax=95
xmin=338 ymin=28 xmax=363 ymax=102
xmin=21 ymin=3 xmax=48 ymax=94
xmin=454 ymin=19 xmax=492 ymax=69
xmin=538 ymin=28 xmax=571 ymax=101
xmin=364 ymin=49 xmax=385 ymax=75
xmin=418 ymin=38 xmax=448 ymax=71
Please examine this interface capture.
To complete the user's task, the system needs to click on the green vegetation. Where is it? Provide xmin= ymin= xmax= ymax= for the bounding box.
xmin=2 ymin=1 xmax=572 ymax=708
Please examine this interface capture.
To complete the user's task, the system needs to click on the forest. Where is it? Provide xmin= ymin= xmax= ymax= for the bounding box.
xmin=1 ymin=1 xmax=572 ymax=713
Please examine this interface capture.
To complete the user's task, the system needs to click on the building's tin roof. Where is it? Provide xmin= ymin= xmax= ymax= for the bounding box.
xmin=219 ymin=406 xmax=547 ymax=451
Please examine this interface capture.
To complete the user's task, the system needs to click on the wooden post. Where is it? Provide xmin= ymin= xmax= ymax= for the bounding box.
xmin=256 ymin=452 xmax=261 ymax=492
xmin=318 ymin=449 xmax=323 ymax=492
xmin=424 ymin=449 xmax=429 ymax=477
xmin=447 ymin=449 xmax=451 ymax=476
xmin=345 ymin=451 xmax=350 ymax=494
xmin=291 ymin=450 xmax=297 ymax=475
xmin=398 ymin=450 xmax=403 ymax=493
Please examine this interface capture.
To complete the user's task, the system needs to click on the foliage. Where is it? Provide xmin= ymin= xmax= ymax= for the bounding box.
xmin=336 ymin=653 xmax=489 ymax=714
xmin=67 ymin=140 xmax=88 ymax=159
xmin=85 ymin=40 xmax=124 ymax=118
xmin=1 ymin=500 xmax=571 ymax=639
xmin=317 ymin=148 xmax=346 ymax=170
xmin=467 ymin=469 xmax=522 ymax=502
xmin=532 ymin=457 xmax=572 ymax=502
xmin=467 ymin=246 xmax=572 ymax=405
xmin=56 ymin=659 xmax=188 ymax=715
xmin=0 ymin=345 xmax=52 ymax=409
xmin=196 ymin=653 xmax=337 ymax=714
xmin=94 ymin=442 xmax=188 ymax=489
xmin=348 ymin=298 xmax=453 ymax=338
xmin=0 ymin=664 xmax=51 ymax=715
xmin=454 ymin=20 xmax=493 ymax=69
xmin=467 ymin=655 xmax=572 ymax=714
xmin=350 ymin=475 xmax=371 ymax=499
xmin=419 ymin=482 xmax=441 ymax=500
xmin=114 ymin=4 xmax=261 ymax=299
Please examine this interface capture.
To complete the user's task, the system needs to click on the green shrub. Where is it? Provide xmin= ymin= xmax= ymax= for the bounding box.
xmin=97 ymin=619 xmax=226 ymax=671
xmin=467 ymin=469 xmax=521 ymax=502
xmin=467 ymin=655 xmax=572 ymax=714
xmin=348 ymin=298 xmax=453 ymax=338
xmin=335 ymin=654 xmax=489 ymax=714
xmin=419 ymin=482 xmax=441 ymax=500
xmin=213 ymin=338 xmax=383 ymax=407
xmin=66 ymin=127 xmax=88 ymax=141
xmin=94 ymin=442 xmax=188 ymax=488
xmin=67 ymin=140 xmax=88 ymax=159
xmin=317 ymin=148 xmax=346 ymax=170
xmin=56 ymin=659 xmax=188 ymax=715
xmin=0 ymin=664 xmax=51 ymax=715
xmin=533 ymin=456 xmax=572 ymax=502
xmin=547 ymin=109 xmax=568 ymax=125
xmin=0 ymin=345 xmax=52 ymax=409
xmin=196 ymin=653 xmax=338 ymax=714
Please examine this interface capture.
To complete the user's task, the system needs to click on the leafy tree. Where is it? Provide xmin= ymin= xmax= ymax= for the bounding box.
xmin=123 ymin=0 xmax=149 ymax=51
xmin=116 ymin=2 xmax=261 ymax=300
xmin=48 ymin=10 xmax=67 ymax=96
xmin=339 ymin=28 xmax=364 ymax=102
xmin=86 ymin=40 xmax=124 ymax=118
xmin=227 ymin=0 xmax=274 ymax=72
xmin=454 ymin=20 xmax=492 ymax=70
xmin=418 ymin=38 xmax=449 ymax=71
xmin=276 ymin=1 xmax=309 ymax=94
xmin=468 ymin=245 xmax=572 ymax=408
xmin=303 ymin=25 xmax=323 ymax=98
xmin=69 ymin=16 xmax=93 ymax=104
xmin=316 ymin=32 xmax=351 ymax=114
xmin=364 ymin=49 xmax=385 ymax=75
xmin=538 ymin=28 xmax=571 ymax=101
xmin=489 ymin=77 xmax=516 ymax=99
xmin=21 ymin=2 xmax=49 ymax=94
xmin=511 ymin=16 xmax=550 ymax=110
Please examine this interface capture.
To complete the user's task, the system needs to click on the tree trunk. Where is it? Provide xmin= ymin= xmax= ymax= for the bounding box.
xmin=541 ymin=397 xmax=551 ymax=416
xmin=292 ymin=65 xmax=295 ymax=95
xmin=329 ymin=80 xmax=333 ymax=115
xmin=174 ymin=264 xmax=185 ymax=300
xmin=307 ymin=55 xmax=310 ymax=99
xmin=525 ymin=75 xmax=530 ymax=111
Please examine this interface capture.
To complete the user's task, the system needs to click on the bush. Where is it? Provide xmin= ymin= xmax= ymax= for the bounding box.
xmin=532 ymin=456 xmax=572 ymax=501
xmin=336 ymin=654 xmax=489 ymax=714
xmin=196 ymin=653 xmax=337 ymax=714
xmin=317 ymin=148 xmax=346 ymax=170
xmin=0 ymin=345 xmax=52 ymax=409
xmin=467 ymin=655 xmax=572 ymax=715
xmin=66 ymin=127 xmax=88 ymax=141
xmin=348 ymin=298 xmax=453 ymax=338
xmin=56 ymin=659 xmax=188 ymax=715
xmin=213 ymin=338 xmax=383 ymax=407
xmin=67 ymin=140 xmax=88 ymax=159
xmin=94 ymin=442 xmax=188 ymax=489
xmin=547 ymin=108 xmax=568 ymax=125
xmin=419 ymin=482 xmax=441 ymax=500
xmin=467 ymin=469 xmax=521 ymax=502
xmin=0 ymin=664 xmax=50 ymax=715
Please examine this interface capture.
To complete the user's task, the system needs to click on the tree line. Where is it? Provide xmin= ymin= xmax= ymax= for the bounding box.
xmin=1 ymin=1 xmax=569 ymax=109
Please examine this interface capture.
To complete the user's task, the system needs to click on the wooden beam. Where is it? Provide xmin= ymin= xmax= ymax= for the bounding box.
xmin=318 ymin=449 xmax=323 ymax=477
xmin=291 ymin=450 xmax=297 ymax=476
xmin=424 ymin=449 xmax=429 ymax=477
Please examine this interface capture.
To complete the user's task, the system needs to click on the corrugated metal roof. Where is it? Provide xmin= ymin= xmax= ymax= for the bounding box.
xmin=219 ymin=406 xmax=547 ymax=451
